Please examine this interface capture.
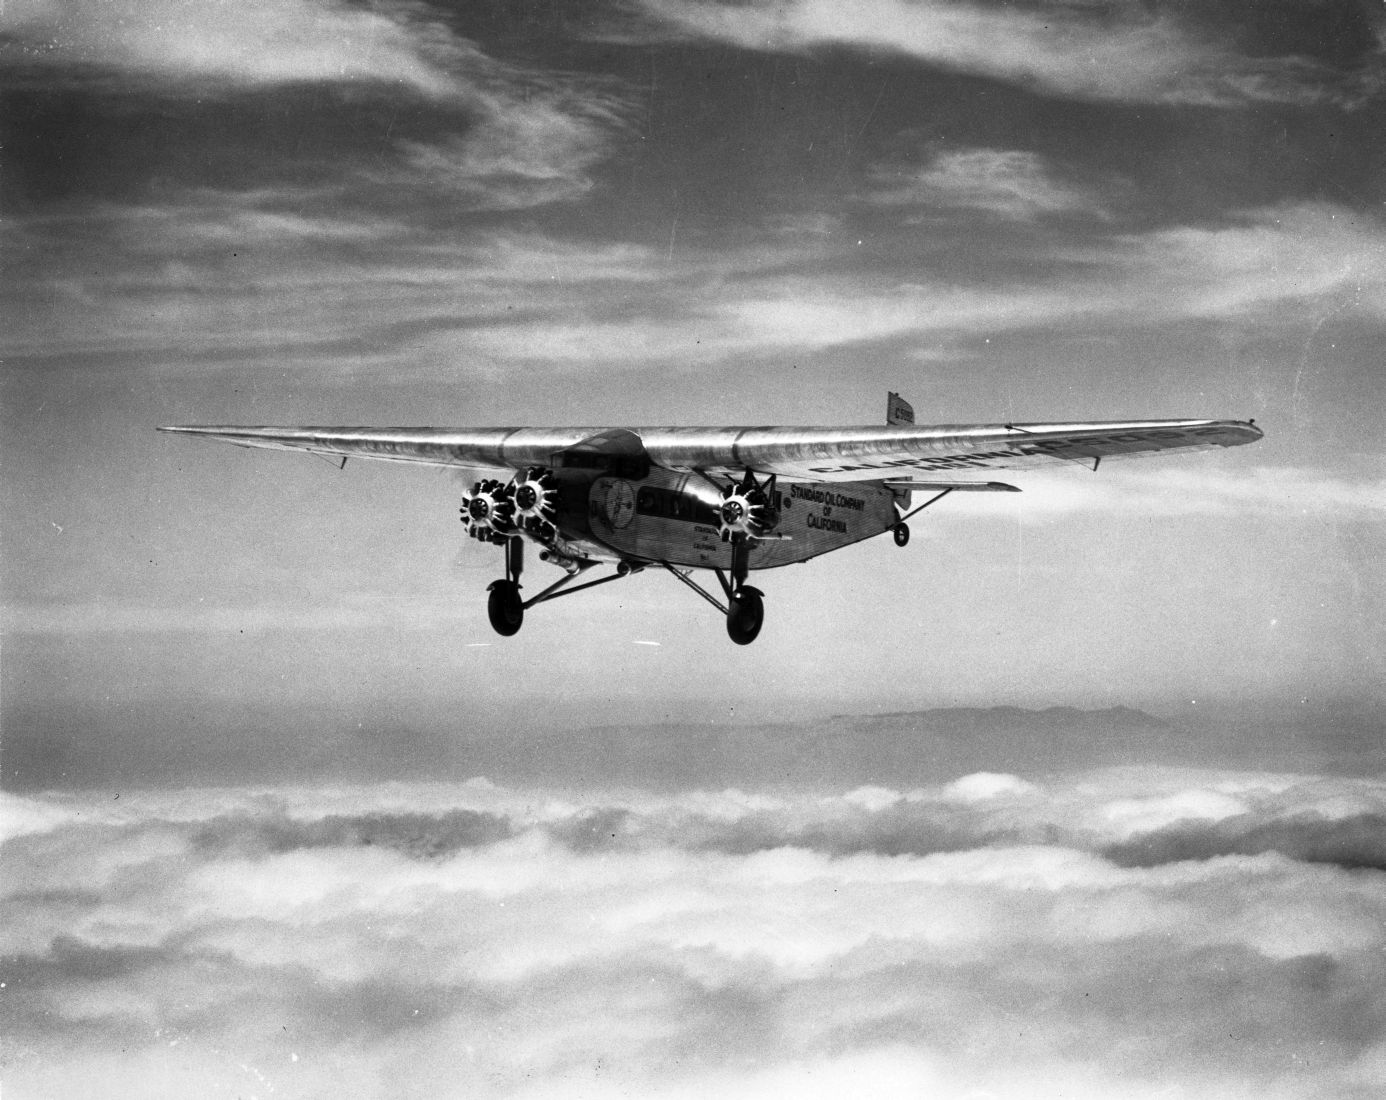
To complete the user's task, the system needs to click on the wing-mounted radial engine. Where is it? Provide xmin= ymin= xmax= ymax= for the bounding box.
xmin=716 ymin=470 xmax=780 ymax=543
xmin=510 ymin=467 xmax=560 ymax=542
xmin=460 ymin=477 xmax=517 ymax=543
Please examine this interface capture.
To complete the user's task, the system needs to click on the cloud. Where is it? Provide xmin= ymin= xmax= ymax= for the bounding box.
xmin=1 ymin=8 xmax=637 ymax=216
xmin=1113 ymin=204 xmax=1386 ymax=322
xmin=943 ymin=771 xmax=1039 ymax=803
xmin=385 ymin=40 xmax=637 ymax=211
xmin=1 ymin=0 xmax=461 ymax=96
xmin=10 ymin=185 xmax=1384 ymax=375
xmin=862 ymin=148 xmax=1107 ymax=221
xmin=629 ymin=0 xmax=1368 ymax=106
xmin=4 ymin=215 xmax=669 ymax=359
xmin=439 ymin=202 xmax=1386 ymax=368
xmin=943 ymin=463 xmax=1386 ymax=520
xmin=6 ymin=769 xmax=1386 ymax=1098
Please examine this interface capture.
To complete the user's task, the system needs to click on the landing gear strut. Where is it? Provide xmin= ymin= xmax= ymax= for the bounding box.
xmin=486 ymin=536 xmax=525 ymax=636
xmin=723 ymin=536 xmax=763 ymax=644
xmin=480 ymin=535 xmax=644 ymax=638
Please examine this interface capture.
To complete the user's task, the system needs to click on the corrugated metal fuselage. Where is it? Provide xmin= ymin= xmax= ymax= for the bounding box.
xmin=546 ymin=465 xmax=900 ymax=571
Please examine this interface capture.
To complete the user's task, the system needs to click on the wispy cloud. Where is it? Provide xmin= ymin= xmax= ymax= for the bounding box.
xmin=6 ymin=768 xmax=1386 ymax=1097
xmin=388 ymin=42 xmax=637 ymax=211
xmin=945 ymin=463 xmax=1386 ymax=520
xmin=862 ymin=148 xmax=1108 ymax=221
xmin=2 ymin=5 xmax=637 ymax=212
xmin=1112 ymin=204 xmax=1386 ymax=321
xmin=1 ymin=0 xmax=462 ymax=96
xmin=10 ymin=182 xmax=1384 ymax=375
xmin=629 ymin=0 xmax=1369 ymax=106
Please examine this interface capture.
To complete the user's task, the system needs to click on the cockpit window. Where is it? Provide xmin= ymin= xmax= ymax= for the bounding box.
xmin=635 ymin=486 xmax=718 ymax=524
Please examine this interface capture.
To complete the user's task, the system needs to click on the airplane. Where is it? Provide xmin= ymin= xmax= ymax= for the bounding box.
xmin=160 ymin=394 xmax=1262 ymax=644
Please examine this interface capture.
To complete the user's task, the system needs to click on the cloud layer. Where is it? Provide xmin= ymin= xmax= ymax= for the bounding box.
xmin=13 ymin=196 xmax=1384 ymax=374
xmin=6 ymin=767 xmax=1386 ymax=1098
xmin=632 ymin=0 xmax=1380 ymax=106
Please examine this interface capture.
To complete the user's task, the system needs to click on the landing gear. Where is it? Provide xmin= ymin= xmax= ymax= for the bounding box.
xmin=486 ymin=580 xmax=524 ymax=635
xmin=724 ymin=536 xmax=764 ymax=644
xmin=477 ymin=530 xmax=642 ymax=638
xmin=469 ymin=471 xmax=776 ymax=643
xmin=485 ymin=536 xmax=526 ymax=636
xmin=726 ymin=586 xmax=764 ymax=645
xmin=893 ymin=522 xmax=910 ymax=547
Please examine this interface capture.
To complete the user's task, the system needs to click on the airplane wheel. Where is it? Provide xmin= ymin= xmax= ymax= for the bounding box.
xmin=726 ymin=587 xmax=764 ymax=646
xmin=893 ymin=522 xmax=910 ymax=548
xmin=486 ymin=580 xmax=524 ymax=636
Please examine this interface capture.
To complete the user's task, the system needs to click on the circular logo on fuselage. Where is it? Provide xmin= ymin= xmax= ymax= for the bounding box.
xmin=603 ymin=479 xmax=636 ymax=529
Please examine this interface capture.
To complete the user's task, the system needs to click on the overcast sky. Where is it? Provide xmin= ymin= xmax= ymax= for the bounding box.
xmin=3 ymin=0 xmax=1385 ymax=788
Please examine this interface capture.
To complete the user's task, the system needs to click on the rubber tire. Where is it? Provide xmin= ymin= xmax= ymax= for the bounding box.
xmin=893 ymin=522 xmax=910 ymax=548
xmin=486 ymin=580 xmax=524 ymax=636
xmin=726 ymin=588 xmax=764 ymax=646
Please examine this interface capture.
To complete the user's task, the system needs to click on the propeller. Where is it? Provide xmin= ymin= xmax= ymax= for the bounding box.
xmin=511 ymin=467 xmax=559 ymax=533
xmin=717 ymin=471 xmax=779 ymax=542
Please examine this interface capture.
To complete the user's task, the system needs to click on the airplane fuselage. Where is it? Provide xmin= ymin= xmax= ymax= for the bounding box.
xmin=578 ymin=466 xmax=899 ymax=570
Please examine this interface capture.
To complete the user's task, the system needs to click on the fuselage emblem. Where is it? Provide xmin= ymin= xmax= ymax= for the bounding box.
xmin=604 ymin=480 xmax=636 ymax=529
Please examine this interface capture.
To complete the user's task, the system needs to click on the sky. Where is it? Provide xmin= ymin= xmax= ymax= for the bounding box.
xmin=3 ymin=2 xmax=1386 ymax=1096
xmin=4 ymin=0 xmax=1386 ymax=780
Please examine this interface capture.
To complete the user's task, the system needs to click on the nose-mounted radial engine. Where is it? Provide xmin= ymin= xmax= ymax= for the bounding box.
xmin=716 ymin=470 xmax=780 ymax=542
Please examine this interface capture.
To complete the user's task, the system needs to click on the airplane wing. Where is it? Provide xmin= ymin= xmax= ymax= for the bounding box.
xmin=159 ymin=418 xmax=1261 ymax=483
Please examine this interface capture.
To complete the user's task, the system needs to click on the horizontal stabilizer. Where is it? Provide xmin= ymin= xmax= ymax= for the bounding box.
xmin=885 ymin=480 xmax=1021 ymax=492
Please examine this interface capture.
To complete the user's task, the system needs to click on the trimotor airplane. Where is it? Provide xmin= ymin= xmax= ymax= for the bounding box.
xmin=161 ymin=394 xmax=1262 ymax=644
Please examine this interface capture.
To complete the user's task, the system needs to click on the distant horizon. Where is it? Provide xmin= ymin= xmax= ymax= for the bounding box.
xmin=7 ymin=692 xmax=1381 ymax=794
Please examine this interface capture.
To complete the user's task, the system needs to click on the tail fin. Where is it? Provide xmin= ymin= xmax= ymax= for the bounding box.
xmin=887 ymin=391 xmax=914 ymax=426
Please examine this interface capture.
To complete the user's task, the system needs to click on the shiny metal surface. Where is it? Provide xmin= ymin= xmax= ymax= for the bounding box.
xmin=583 ymin=468 xmax=899 ymax=570
xmin=159 ymin=419 xmax=1262 ymax=483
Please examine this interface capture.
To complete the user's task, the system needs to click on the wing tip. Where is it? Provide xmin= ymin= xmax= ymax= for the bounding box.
xmin=1211 ymin=419 xmax=1264 ymax=447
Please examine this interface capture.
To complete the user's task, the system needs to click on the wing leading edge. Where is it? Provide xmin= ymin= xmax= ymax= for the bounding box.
xmin=159 ymin=419 xmax=1262 ymax=482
